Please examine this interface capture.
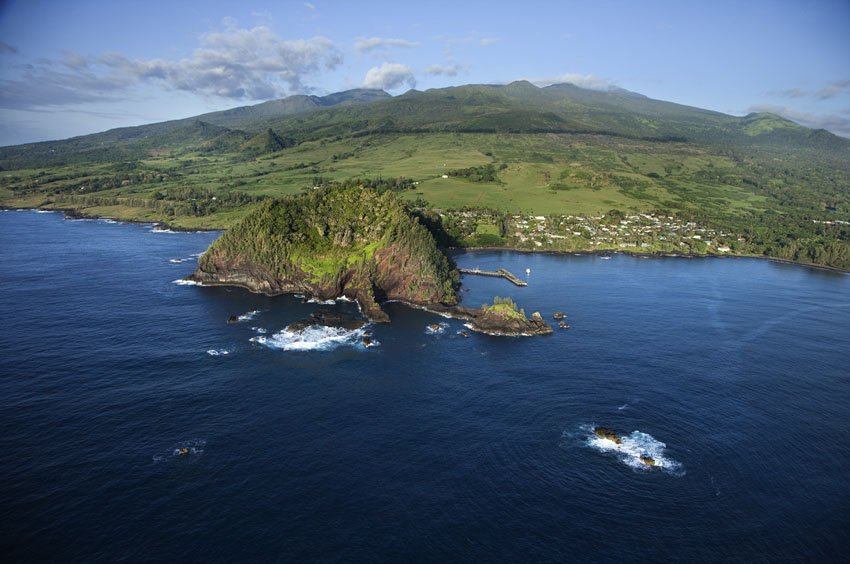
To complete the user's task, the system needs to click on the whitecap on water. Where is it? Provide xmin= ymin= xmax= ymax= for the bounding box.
xmin=151 ymin=226 xmax=177 ymax=233
xmin=250 ymin=324 xmax=374 ymax=352
xmin=206 ymin=349 xmax=231 ymax=356
xmin=583 ymin=424 xmax=684 ymax=475
xmin=169 ymin=258 xmax=190 ymax=263
xmin=251 ymin=326 xmax=267 ymax=334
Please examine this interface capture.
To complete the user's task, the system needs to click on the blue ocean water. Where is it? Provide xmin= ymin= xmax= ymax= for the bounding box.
xmin=1 ymin=209 xmax=849 ymax=561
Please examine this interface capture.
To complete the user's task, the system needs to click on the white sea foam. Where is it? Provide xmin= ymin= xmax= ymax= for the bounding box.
xmin=173 ymin=278 xmax=202 ymax=286
xmin=307 ymin=297 xmax=337 ymax=305
xmin=100 ymin=218 xmax=118 ymax=224
xmin=237 ymin=309 xmax=261 ymax=321
xmin=426 ymin=322 xmax=450 ymax=335
xmin=250 ymin=324 xmax=373 ymax=352
xmin=584 ymin=425 xmax=684 ymax=475
xmin=169 ymin=258 xmax=190 ymax=263
xmin=206 ymin=349 xmax=230 ymax=356
xmin=34 ymin=209 xmax=55 ymax=214
xmin=251 ymin=327 xmax=268 ymax=334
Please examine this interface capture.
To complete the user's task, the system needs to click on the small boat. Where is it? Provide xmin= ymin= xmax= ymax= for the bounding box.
xmin=176 ymin=447 xmax=190 ymax=456
xmin=525 ymin=268 xmax=531 ymax=275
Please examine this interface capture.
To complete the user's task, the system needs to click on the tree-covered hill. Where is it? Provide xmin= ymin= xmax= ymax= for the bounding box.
xmin=191 ymin=184 xmax=459 ymax=320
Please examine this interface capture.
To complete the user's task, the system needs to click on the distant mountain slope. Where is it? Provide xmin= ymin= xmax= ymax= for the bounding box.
xmin=195 ymin=88 xmax=390 ymax=129
xmin=262 ymin=81 xmax=849 ymax=156
xmin=1 ymin=81 xmax=847 ymax=169
xmin=0 ymin=89 xmax=389 ymax=167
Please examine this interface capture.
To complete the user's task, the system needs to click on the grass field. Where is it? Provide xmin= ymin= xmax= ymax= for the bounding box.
xmin=0 ymin=132 xmax=801 ymax=227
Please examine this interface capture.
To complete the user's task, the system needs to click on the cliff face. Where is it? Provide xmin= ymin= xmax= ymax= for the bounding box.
xmin=189 ymin=185 xmax=459 ymax=320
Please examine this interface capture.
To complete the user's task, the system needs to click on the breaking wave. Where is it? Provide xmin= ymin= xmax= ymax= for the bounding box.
xmin=169 ymin=258 xmax=191 ymax=263
xmin=250 ymin=324 xmax=374 ymax=352
xmin=582 ymin=424 xmax=685 ymax=475
xmin=307 ymin=297 xmax=338 ymax=305
xmin=237 ymin=310 xmax=261 ymax=322
xmin=206 ymin=349 xmax=231 ymax=356
xmin=251 ymin=327 xmax=267 ymax=334
xmin=151 ymin=226 xmax=177 ymax=233
xmin=173 ymin=279 xmax=202 ymax=286
xmin=426 ymin=322 xmax=450 ymax=335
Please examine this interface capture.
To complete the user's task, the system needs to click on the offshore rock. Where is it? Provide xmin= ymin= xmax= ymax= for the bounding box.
xmin=286 ymin=310 xmax=368 ymax=332
xmin=594 ymin=426 xmax=622 ymax=444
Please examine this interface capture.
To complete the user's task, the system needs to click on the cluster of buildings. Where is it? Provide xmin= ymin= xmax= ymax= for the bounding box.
xmin=441 ymin=210 xmax=735 ymax=253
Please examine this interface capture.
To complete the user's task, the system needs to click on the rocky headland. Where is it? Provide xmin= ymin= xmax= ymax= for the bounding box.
xmin=189 ymin=185 xmax=553 ymax=336
xmin=189 ymin=184 xmax=459 ymax=322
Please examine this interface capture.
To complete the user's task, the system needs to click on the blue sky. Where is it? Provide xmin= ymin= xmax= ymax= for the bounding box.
xmin=1 ymin=0 xmax=848 ymax=145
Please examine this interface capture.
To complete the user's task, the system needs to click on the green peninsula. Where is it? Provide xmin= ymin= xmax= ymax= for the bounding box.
xmin=189 ymin=184 xmax=459 ymax=321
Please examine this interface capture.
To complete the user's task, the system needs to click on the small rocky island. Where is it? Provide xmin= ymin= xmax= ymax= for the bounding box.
xmin=594 ymin=426 xmax=622 ymax=444
xmin=189 ymin=184 xmax=553 ymax=336
xmin=463 ymin=297 xmax=552 ymax=336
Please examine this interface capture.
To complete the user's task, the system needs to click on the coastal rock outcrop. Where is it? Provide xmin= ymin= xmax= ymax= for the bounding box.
xmin=594 ymin=426 xmax=622 ymax=444
xmin=285 ymin=310 xmax=368 ymax=332
xmin=464 ymin=297 xmax=553 ymax=336
xmin=640 ymin=454 xmax=656 ymax=466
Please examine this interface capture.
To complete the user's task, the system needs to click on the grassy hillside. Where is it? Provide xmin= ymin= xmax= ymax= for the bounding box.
xmin=1 ymin=81 xmax=848 ymax=268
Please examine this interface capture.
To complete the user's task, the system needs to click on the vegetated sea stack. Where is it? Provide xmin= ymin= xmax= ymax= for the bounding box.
xmin=188 ymin=185 xmax=459 ymax=321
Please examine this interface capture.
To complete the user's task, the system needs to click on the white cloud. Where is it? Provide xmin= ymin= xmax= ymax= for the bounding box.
xmin=354 ymin=37 xmax=419 ymax=53
xmin=528 ymin=73 xmax=614 ymax=91
xmin=363 ymin=63 xmax=416 ymax=91
xmin=747 ymin=104 xmax=850 ymax=138
xmin=425 ymin=64 xmax=461 ymax=77
xmin=304 ymin=2 xmax=315 ymax=9
xmin=479 ymin=37 xmax=500 ymax=46
xmin=0 ymin=22 xmax=343 ymax=109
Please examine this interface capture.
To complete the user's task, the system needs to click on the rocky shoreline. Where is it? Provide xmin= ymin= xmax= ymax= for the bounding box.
xmin=1 ymin=205 xmax=218 ymax=233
